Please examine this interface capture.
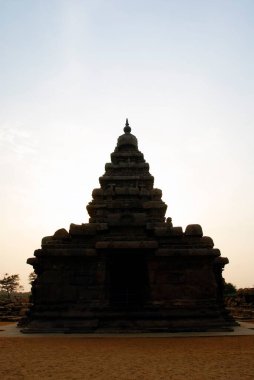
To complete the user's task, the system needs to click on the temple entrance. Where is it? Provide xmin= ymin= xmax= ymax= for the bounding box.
xmin=107 ymin=252 xmax=149 ymax=310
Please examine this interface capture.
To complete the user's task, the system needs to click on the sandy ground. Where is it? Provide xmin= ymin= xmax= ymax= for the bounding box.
xmin=0 ymin=325 xmax=254 ymax=380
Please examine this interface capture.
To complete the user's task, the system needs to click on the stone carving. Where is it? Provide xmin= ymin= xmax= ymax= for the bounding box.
xmin=22 ymin=120 xmax=235 ymax=333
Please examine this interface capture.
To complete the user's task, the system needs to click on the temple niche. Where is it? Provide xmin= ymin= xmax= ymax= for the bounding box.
xmin=22 ymin=120 xmax=235 ymax=333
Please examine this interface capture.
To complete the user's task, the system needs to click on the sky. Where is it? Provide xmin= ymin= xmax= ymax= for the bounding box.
xmin=0 ymin=0 xmax=253 ymax=291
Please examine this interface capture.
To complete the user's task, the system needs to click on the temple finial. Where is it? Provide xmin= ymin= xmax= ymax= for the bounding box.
xmin=124 ymin=118 xmax=131 ymax=133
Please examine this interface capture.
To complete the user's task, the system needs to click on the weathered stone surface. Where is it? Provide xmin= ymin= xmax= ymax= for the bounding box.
xmin=53 ymin=228 xmax=69 ymax=239
xmin=95 ymin=241 xmax=158 ymax=249
xmin=22 ymin=120 xmax=235 ymax=333
xmin=200 ymin=236 xmax=214 ymax=247
xmin=185 ymin=224 xmax=203 ymax=237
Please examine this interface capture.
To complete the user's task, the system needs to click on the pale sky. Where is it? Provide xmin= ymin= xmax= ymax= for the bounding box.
xmin=0 ymin=0 xmax=253 ymax=291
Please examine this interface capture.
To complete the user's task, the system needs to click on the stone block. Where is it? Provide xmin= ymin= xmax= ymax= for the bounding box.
xmin=200 ymin=236 xmax=214 ymax=248
xmin=53 ymin=228 xmax=70 ymax=239
xmin=185 ymin=224 xmax=203 ymax=237
xmin=171 ymin=226 xmax=183 ymax=236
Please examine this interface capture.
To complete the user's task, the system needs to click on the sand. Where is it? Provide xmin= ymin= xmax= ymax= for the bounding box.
xmin=0 ymin=325 xmax=254 ymax=379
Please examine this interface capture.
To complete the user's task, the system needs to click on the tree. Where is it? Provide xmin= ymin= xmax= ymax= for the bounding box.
xmin=0 ymin=273 xmax=23 ymax=300
xmin=28 ymin=272 xmax=37 ymax=285
xmin=224 ymin=282 xmax=237 ymax=296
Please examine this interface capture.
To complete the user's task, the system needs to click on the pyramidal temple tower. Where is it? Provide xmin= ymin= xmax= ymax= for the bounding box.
xmin=23 ymin=120 xmax=235 ymax=332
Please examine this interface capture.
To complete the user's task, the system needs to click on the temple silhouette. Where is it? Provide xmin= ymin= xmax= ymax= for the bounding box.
xmin=23 ymin=120 xmax=234 ymax=332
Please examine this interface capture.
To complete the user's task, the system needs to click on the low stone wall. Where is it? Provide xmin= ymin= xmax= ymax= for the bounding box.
xmin=225 ymin=288 xmax=254 ymax=320
xmin=0 ymin=300 xmax=29 ymax=322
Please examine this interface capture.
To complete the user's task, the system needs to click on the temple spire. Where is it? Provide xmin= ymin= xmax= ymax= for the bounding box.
xmin=124 ymin=118 xmax=131 ymax=133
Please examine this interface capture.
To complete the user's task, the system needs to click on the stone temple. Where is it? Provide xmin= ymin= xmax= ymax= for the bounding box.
xmin=23 ymin=120 xmax=234 ymax=333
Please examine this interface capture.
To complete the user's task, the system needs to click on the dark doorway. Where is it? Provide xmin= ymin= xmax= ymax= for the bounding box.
xmin=107 ymin=252 xmax=149 ymax=310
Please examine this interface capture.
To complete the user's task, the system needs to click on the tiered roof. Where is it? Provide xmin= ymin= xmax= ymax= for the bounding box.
xmin=87 ymin=119 xmax=167 ymax=226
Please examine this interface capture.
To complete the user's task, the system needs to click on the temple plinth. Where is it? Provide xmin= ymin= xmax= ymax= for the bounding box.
xmin=22 ymin=120 xmax=235 ymax=333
